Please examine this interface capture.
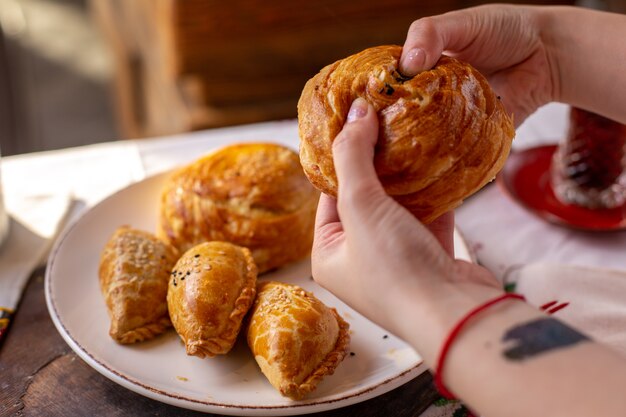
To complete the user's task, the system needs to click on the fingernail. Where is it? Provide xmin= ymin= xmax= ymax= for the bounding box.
xmin=401 ymin=48 xmax=426 ymax=76
xmin=347 ymin=98 xmax=368 ymax=123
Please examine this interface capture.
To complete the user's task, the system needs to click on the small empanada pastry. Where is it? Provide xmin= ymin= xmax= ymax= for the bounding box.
xmin=167 ymin=241 xmax=257 ymax=358
xmin=98 ymin=226 xmax=178 ymax=344
xmin=246 ymin=281 xmax=350 ymax=400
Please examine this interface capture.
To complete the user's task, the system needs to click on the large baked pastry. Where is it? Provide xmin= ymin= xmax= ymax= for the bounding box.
xmin=247 ymin=281 xmax=350 ymax=400
xmin=298 ymin=45 xmax=515 ymax=222
xmin=167 ymin=241 xmax=257 ymax=358
xmin=158 ymin=143 xmax=319 ymax=273
xmin=98 ymin=226 xmax=178 ymax=344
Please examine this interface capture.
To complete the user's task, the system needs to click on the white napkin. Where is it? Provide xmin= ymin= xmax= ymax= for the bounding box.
xmin=0 ymin=193 xmax=71 ymax=313
xmin=506 ymin=263 xmax=626 ymax=357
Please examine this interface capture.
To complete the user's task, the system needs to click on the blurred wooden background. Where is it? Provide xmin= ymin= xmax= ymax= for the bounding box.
xmin=4 ymin=0 xmax=624 ymax=155
xmin=90 ymin=0 xmax=577 ymax=140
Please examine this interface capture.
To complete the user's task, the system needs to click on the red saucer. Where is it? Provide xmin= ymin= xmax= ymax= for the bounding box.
xmin=497 ymin=144 xmax=626 ymax=231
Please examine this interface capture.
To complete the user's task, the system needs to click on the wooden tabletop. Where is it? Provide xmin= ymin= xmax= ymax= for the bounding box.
xmin=0 ymin=266 xmax=439 ymax=417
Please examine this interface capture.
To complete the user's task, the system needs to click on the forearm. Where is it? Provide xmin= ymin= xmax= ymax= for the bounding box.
xmin=396 ymin=282 xmax=626 ymax=416
xmin=539 ymin=6 xmax=626 ymax=123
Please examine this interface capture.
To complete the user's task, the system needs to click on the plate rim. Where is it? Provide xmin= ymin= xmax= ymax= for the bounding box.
xmin=44 ymin=170 xmax=430 ymax=415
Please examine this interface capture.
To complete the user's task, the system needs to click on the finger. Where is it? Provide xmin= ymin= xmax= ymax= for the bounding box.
xmin=312 ymin=193 xmax=344 ymax=255
xmin=332 ymin=98 xmax=386 ymax=217
xmin=314 ymin=193 xmax=339 ymax=231
xmin=400 ymin=10 xmax=477 ymax=76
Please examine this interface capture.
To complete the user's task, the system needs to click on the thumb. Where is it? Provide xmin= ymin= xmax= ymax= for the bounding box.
xmin=332 ymin=98 xmax=386 ymax=222
xmin=400 ymin=16 xmax=445 ymax=76
xmin=400 ymin=11 xmax=474 ymax=76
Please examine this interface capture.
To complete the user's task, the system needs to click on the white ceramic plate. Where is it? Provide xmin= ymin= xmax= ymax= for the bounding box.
xmin=45 ymin=171 xmax=472 ymax=416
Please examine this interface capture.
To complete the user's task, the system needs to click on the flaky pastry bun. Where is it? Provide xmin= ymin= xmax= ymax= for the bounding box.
xmin=298 ymin=45 xmax=515 ymax=222
xmin=158 ymin=143 xmax=319 ymax=273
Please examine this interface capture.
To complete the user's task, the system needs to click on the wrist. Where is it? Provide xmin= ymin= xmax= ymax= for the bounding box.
xmin=392 ymin=277 xmax=505 ymax=368
xmin=532 ymin=5 xmax=569 ymax=104
xmin=537 ymin=6 xmax=626 ymax=123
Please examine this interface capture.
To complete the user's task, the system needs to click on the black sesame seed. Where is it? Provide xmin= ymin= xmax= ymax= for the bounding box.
xmin=186 ymin=271 xmax=191 ymax=275
xmin=383 ymin=335 xmax=389 ymax=339
xmin=350 ymin=352 xmax=356 ymax=356
xmin=393 ymin=70 xmax=412 ymax=83
xmin=497 ymin=95 xmax=501 ymax=100
xmin=194 ymin=254 xmax=200 ymax=258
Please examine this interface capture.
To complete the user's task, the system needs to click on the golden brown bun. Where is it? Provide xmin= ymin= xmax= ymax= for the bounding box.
xmin=298 ymin=45 xmax=515 ymax=222
xmin=158 ymin=143 xmax=319 ymax=273
xmin=98 ymin=226 xmax=178 ymax=344
xmin=246 ymin=281 xmax=350 ymax=400
xmin=167 ymin=241 xmax=257 ymax=358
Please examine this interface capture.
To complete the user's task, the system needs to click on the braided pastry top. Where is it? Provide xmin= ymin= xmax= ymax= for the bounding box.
xmin=298 ymin=45 xmax=515 ymax=222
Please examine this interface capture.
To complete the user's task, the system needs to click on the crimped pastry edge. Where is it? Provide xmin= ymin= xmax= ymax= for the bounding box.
xmin=112 ymin=316 xmax=172 ymax=345
xmin=280 ymin=308 xmax=351 ymax=400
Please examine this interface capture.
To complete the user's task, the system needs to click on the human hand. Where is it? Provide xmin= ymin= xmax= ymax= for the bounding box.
xmin=311 ymin=98 xmax=502 ymax=363
xmin=400 ymin=4 xmax=556 ymax=125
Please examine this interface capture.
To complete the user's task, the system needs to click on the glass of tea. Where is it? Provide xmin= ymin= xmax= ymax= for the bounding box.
xmin=550 ymin=107 xmax=626 ymax=210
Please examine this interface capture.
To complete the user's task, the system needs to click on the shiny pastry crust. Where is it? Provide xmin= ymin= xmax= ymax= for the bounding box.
xmin=298 ymin=45 xmax=515 ymax=223
xmin=158 ymin=143 xmax=319 ymax=273
xmin=167 ymin=241 xmax=257 ymax=358
xmin=98 ymin=226 xmax=178 ymax=344
xmin=246 ymin=281 xmax=350 ymax=400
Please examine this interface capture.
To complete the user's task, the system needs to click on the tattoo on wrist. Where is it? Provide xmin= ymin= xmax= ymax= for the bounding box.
xmin=502 ymin=318 xmax=590 ymax=361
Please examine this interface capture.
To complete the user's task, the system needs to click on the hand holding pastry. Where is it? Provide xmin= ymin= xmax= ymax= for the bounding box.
xmin=298 ymin=45 xmax=514 ymax=222
xmin=400 ymin=4 xmax=555 ymax=124
xmin=311 ymin=98 xmax=501 ymax=365
xmin=313 ymin=98 xmax=626 ymax=417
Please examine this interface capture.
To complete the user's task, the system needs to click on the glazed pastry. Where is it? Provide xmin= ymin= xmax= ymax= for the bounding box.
xmin=298 ymin=45 xmax=515 ymax=223
xmin=98 ymin=226 xmax=178 ymax=344
xmin=247 ymin=281 xmax=350 ymax=400
xmin=158 ymin=143 xmax=319 ymax=273
xmin=167 ymin=241 xmax=257 ymax=358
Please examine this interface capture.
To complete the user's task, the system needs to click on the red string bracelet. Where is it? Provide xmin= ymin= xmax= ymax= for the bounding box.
xmin=434 ymin=293 xmax=526 ymax=400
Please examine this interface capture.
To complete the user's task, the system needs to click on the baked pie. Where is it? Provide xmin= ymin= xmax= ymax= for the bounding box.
xmin=98 ymin=226 xmax=178 ymax=344
xmin=246 ymin=281 xmax=350 ymax=399
xmin=167 ymin=241 xmax=257 ymax=358
xmin=158 ymin=143 xmax=319 ymax=273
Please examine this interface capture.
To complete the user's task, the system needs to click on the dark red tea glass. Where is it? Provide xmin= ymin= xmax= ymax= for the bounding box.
xmin=551 ymin=108 xmax=626 ymax=209
xmin=499 ymin=107 xmax=626 ymax=230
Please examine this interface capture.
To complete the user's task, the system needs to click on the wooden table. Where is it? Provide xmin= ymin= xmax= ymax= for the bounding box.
xmin=0 ymin=267 xmax=438 ymax=416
